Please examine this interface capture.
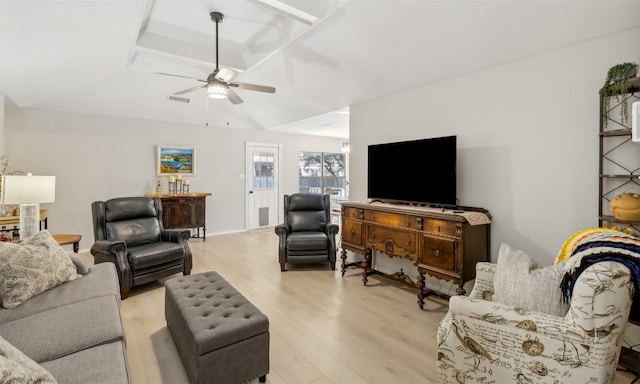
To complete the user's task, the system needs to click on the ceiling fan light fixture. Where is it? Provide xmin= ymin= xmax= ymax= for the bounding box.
xmin=161 ymin=11 xmax=274 ymax=105
xmin=207 ymin=83 xmax=228 ymax=99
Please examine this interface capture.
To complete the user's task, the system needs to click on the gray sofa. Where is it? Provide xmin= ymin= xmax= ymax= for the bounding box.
xmin=0 ymin=259 xmax=130 ymax=383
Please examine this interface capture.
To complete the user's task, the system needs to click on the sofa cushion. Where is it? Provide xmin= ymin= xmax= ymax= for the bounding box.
xmin=68 ymin=252 xmax=89 ymax=275
xmin=0 ymin=231 xmax=80 ymax=308
xmin=493 ymin=243 xmax=569 ymax=317
xmin=106 ymin=217 xmax=162 ymax=247
xmin=41 ymin=341 xmax=130 ymax=384
xmin=128 ymin=241 xmax=185 ymax=269
xmin=1 ymin=294 xmax=125 ymax=363
xmin=0 ymin=333 xmax=57 ymax=384
xmin=0 ymin=262 xmax=119 ymax=324
xmin=288 ymin=211 xmax=327 ymax=232
xmin=286 ymin=232 xmax=329 ymax=251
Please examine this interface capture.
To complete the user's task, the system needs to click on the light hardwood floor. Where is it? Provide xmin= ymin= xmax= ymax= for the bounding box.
xmin=84 ymin=229 xmax=639 ymax=384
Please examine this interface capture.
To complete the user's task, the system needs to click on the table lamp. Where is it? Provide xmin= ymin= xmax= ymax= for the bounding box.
xmin=1 ymin=175 xmax=56 ymax=239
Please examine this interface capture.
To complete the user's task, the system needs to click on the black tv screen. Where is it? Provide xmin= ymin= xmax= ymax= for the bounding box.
xmin=367 ymin=135 xmax=457 ymax=207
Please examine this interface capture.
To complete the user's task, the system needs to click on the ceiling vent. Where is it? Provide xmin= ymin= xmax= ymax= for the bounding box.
xmin=167 ymin=95 xmax=190 ymax=103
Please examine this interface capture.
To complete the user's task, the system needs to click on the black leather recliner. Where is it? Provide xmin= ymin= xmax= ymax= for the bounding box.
xmin=91 ymin=196 xmax=192 ymax=299
xmin=275 ymin=193 xmax=339 ymax=272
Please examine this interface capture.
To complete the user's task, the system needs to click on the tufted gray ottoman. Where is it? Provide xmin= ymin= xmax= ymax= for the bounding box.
xmin=165 ymin=271 xmax=269 ymax=384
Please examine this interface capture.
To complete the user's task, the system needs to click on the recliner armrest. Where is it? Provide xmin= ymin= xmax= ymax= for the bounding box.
xmin=274 ymin=224 xmax=288 ymax=263
xmin=326 ymin=223 xmax=339 ymax=237
xmin=160 ymin=230 xmax=193 ymax=273
xmin=274 ymin=224 xmax=288 ymax=237
xmin=161 ymin=229 xmax=191 ymax=243
xmin=90 ymin=239 xmax=130 ymax=291
xmin=90 ymin=239 xmax=127 ymax=258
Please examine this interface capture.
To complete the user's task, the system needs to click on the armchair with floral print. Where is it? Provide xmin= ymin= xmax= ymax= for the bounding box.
xmin=437 ymin=258 xmax=634 ymax=384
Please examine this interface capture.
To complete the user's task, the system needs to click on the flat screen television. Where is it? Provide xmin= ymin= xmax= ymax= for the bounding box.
xmin=367 ymin=135 xmax=457 ymax=207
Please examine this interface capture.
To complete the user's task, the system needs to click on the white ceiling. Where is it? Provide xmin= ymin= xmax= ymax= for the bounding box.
xmin=1 ymin=0 xmax=640 ymax=139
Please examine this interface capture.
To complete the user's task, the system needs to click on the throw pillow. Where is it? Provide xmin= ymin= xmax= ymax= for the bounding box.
xmin=493 ymin=243 xmax=569 ymax=317
xmin=67 ymin=252 xmax=89 ymax=275
xmin=0 ymin=231 xmax=80 ymax=308
xmin=0 ymin=334 xmax=58 ymax=383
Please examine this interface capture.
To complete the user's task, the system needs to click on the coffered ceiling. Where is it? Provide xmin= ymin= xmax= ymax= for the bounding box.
xmin=1 ymin=0 xmax=639 ymax=138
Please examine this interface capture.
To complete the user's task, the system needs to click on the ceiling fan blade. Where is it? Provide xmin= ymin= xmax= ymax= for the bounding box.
xmin=173 ymin=84 xmax=206 ymax=95
xmin=227 ymin=88 xmax=243 ymax=105
xmin=156 ymin=72 xmax=206 ymax=82
xmin=215 ymin=67 xmax=238 ymax=83
xmin=231 ymin=82 xmax=276 ymax=94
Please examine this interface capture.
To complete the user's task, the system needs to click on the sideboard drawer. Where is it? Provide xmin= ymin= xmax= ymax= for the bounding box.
xmin=422 ymin=234 xmax=457 ymax=271
xmin=422 ymin=219 xmax=461 ymax=237
xmin=367 ymin=226 xmax=418 ymax=261
xmin=342 ymin=219 xmax=364 ymax=248
xmin=342 ymin=206 xmax=363 ymax=220
xmin=364 ymin=210 xmax=420 ymax=230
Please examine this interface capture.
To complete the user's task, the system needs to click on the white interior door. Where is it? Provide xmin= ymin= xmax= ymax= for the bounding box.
xmin=245 ymin=143 xmax=280 ymax=229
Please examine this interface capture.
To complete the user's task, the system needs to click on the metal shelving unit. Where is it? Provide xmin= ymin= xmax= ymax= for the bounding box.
xmin=598 ymin=76 xmax=640 ymax=377
xmin=598 ymin=77 xmax=640 ymax=235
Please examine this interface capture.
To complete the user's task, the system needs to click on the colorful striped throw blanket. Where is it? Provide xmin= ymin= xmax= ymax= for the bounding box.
xmin=556 ymin=228 xmax=640 ymax=323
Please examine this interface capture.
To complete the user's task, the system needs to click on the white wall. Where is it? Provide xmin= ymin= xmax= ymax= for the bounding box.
xmin=4 ymin=108 xmax=343 ymax=251
xmin=350 ymin=27 xmax=640 ymax=264
xmin=0 ymin=93 xmax=4 ymax=153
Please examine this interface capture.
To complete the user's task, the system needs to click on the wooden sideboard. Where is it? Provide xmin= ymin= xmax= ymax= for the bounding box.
xmin=145 ymin=193 xmax=211 ymax=241
xmin=340 ymin=201 xmax=490 ymax=309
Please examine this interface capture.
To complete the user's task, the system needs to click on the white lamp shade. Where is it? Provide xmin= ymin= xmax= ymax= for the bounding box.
xmin=2 ymin=175 xmax=56 ymax=204
xmin=207 ymin=83 xmax=228 ymax=99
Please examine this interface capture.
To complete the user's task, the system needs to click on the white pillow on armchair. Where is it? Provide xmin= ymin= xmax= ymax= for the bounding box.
xmin=493 ymin=243 xmax=569 ymax=317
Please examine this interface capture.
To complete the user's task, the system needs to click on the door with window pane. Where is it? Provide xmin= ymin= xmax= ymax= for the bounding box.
xmin=246 ymin=143 xmax=279 ymax=229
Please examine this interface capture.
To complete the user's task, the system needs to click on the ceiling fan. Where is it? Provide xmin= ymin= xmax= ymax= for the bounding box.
xmin=158 ymin=12 xmax=276 ymax=105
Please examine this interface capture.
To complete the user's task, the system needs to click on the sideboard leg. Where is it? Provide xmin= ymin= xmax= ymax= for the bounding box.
xmin=416 ymin=273 xmax=425 ymax=309
xmin=361 ymin=249 xmax=371 ymax=286
xmin=340 ymin=248 xmax=347 ymax=276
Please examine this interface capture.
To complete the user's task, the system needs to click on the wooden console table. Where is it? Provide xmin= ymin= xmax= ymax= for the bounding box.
xmin=0 ymin=209 xmax=49 ymax=241
xmin=340 ymin=201 xmax=490 ymax=309
xmin=145 ymin=193 xmax=211 ymax=241
xmin=52 ymin=234 xmax=82 ymax=253
xmin=0 ymin=209 xmax=48 ymax=229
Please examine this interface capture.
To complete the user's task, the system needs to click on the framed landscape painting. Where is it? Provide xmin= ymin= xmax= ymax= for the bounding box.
xmin=157 ymin=145 xmax=196 ymax=176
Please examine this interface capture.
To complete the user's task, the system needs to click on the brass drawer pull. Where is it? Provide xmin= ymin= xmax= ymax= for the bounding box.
xmin=371 ymin=232 xmax=376 ymax=238
xmin=434 ymin=249 xmax=441 ymax=257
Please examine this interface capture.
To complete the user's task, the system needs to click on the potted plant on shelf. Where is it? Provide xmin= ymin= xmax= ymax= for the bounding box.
xmin=600 ymin=62 xmax=638 ymax=127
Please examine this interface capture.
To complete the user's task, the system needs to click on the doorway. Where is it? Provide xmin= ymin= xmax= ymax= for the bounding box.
xmin=245 ymin=143 xmax=280 ymax=229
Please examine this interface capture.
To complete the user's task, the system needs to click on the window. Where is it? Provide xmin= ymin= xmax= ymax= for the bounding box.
xmin=298 ymin=152 xmax=347 ymax=196
xmin=252 ymin=151 xmax=274 ymax=190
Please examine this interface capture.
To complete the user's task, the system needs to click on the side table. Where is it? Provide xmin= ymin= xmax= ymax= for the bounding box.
xmin=53 ymin=234 xmax=82 ymax=253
